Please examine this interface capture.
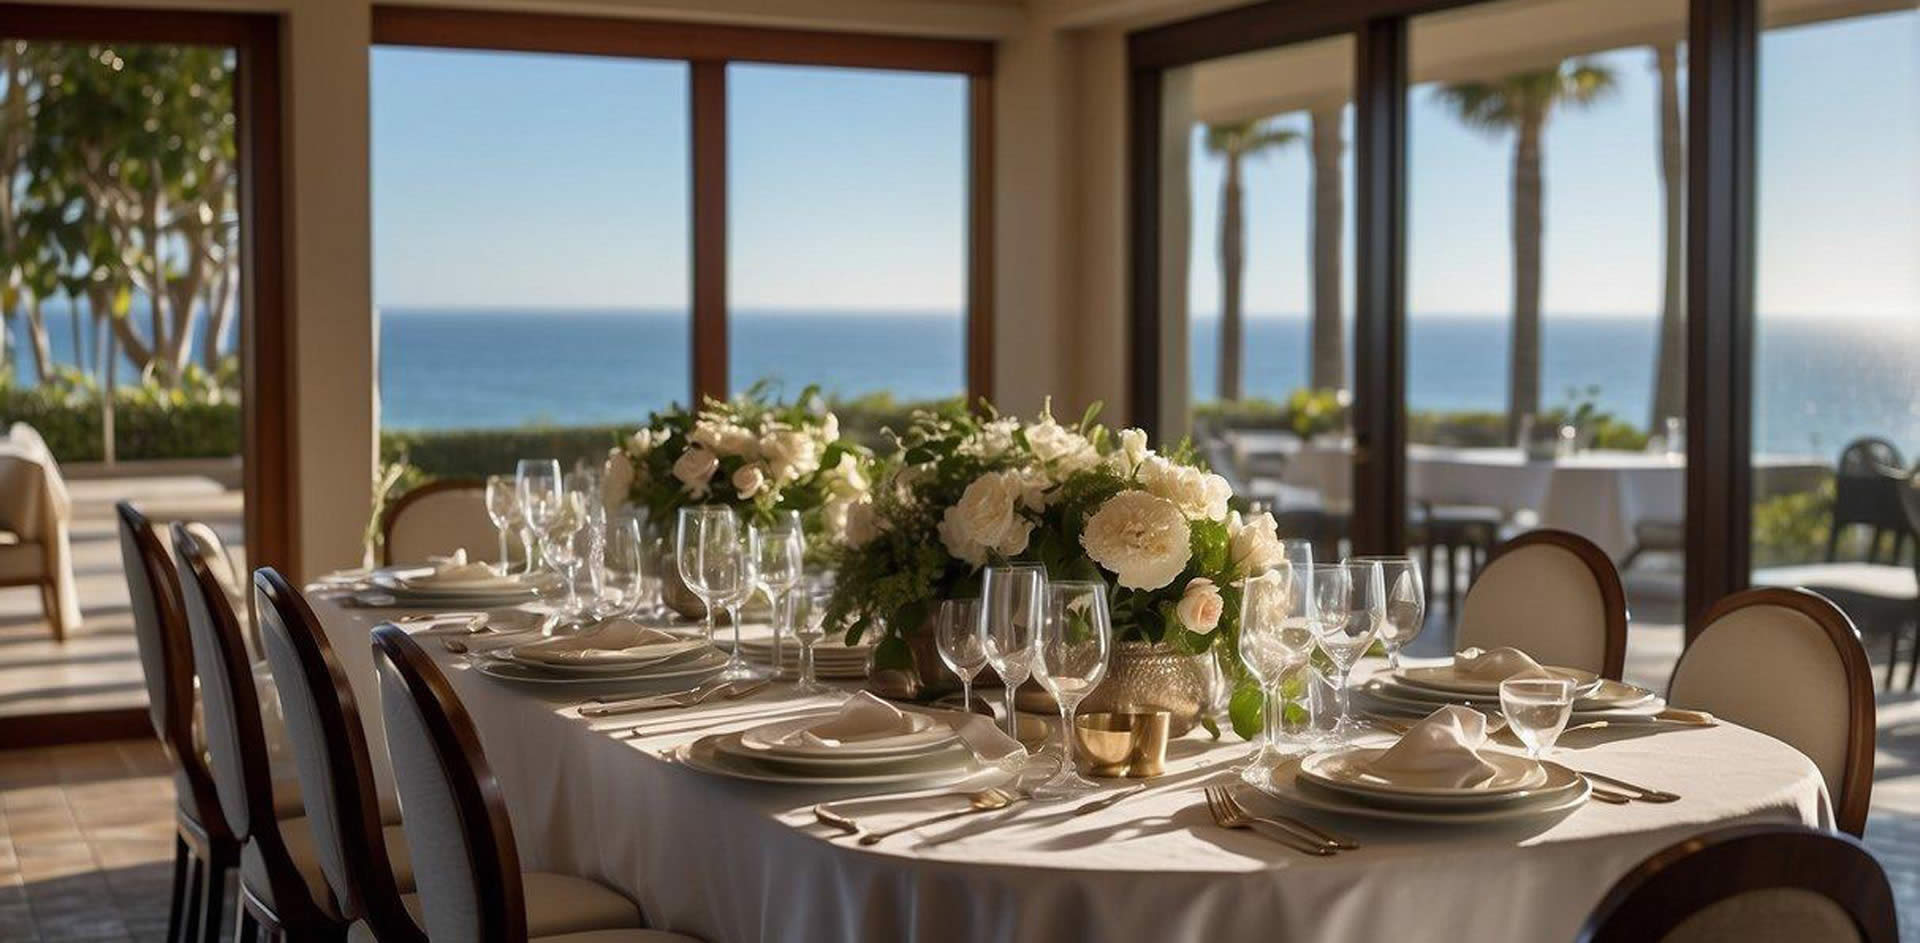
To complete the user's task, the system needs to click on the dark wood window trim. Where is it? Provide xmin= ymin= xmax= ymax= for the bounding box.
xmin=1350 ymin=16 xmax=1409 ymax=556
xmin=371 ymin=6 xmax=995 ymax=407
xmin=0 ymin=4 xmax=297 ymax=577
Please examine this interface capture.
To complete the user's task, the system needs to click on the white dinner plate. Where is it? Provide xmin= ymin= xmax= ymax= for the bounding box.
xmin=475 ymin=648 xmax=728 ymax=686
xmin=505 ymin=639 xmax=711 ymax=673
xmin=737 ymin=712 xmax=956 ymax=759
xmin=674 ymin=733 xmax=978 ymax=788
xmin=1396 ymin=664 xmax=1602 ymax=698
xmin=1257 ymin=760 xmax=1590 ymax=824
xmin=1358 ymin=680 xmax=1665 ymax=723
xmin=715 ymin=738 xmax=973 ymax=775
xmin=1297 ymin=747 xmax=1547 ymax=799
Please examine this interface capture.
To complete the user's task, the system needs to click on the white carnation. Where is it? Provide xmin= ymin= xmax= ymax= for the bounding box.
xmin=1140 ymin=457 xmax=1232 ymax=522
xmin=962 ymin=417 xmax=1021 ymax=459
xmin=626 ymin=428 xmax=659 ymax=454
xmin=842 ymin=500 xmax=881 ymax=549
xmin=691 ymin=419 xmax=757 ymax=457
xmin=948 ymin=471 xmax=1034 ymax=560
xmin=1026 ymin=416 xmax=1099 ymax=476
xmin=1080 ymin=490 xmax=1192 ymax=591
xmin=1227 ymin=510 xmax=1286 ymax=575
xmin=671 ymin=447 xmax=719 ymax=497
xmin=1107 ymin=427 xmax=1153 ymax=475
xmin=758 ymin=427 xmax=818 ymax=484
xmin=732 ymin=462 xmax=768 ymax=499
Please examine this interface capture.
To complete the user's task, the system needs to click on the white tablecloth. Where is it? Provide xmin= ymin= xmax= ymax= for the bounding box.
xmin=308 ymin=595 xmax=1831 ymax=943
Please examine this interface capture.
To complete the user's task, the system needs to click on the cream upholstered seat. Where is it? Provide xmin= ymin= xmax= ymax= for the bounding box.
xmin=1456 ymin=529 xmax=1628 ymax=679
xmin=0 ymin=423 xmax=80 ymax=638
xmin=381 ymin=479 xmax=504 ymax=567
xmin=1667 ymin=587 xmax=1876 ymax=835
xmin=372 ymin=623 xmax=701 ymax=942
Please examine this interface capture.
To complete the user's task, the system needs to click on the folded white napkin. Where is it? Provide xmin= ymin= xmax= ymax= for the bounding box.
xmin=1362 ymin=705 xmax=1503 ymax=789
xmin=788 ymin=692 xmax=923 ymax=748
xmin=1452 ymin=646 xmax=1555 ymax=683
xmin=412 ymin=550 xmax=515 ymax=587
xmin=511 ymin=619 xmax=693 ymax=666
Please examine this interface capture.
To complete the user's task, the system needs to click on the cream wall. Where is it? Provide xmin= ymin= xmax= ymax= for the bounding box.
xmin=22 ymin=0 xmax=1207 ymax=575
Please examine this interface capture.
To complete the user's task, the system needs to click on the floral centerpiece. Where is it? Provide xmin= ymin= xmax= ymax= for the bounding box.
xmin=825 ymin=400 xmax=1285 ymax=737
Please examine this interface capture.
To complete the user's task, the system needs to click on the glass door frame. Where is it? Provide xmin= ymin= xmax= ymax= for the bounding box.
xmin=1128 ymin=0 xmax=1763 ymax=640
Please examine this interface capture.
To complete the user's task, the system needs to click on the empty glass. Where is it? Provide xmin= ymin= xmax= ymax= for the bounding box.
xmin=515 ymin=459 xmax=562 ymax=571
xmin=1236 ymin=566 xmax=1310 ymax=784
xmin=1347 ymin=555 xmax=1424 ymax=669
xmin=979 ymin=563 xmax=1045 ymax=744
xmin=1031 ymin=581 xmax=1111 ymax=800
xmin=605 ymin=514 xmax=649 ymax=618
xmin=538 ymin=493 xmax=588 ymax=629
xmin=484 ymin=475 xmax=520 ymax=574
xmin=1309 ymin=563 xmax=1379 ymax=739
xmin=1500 ymin=677 xmax=1575 ymax=759
xmin=678 ymin=506 xmax=753 ymax=680
xmin=935 ymin=599 xmax=986 ymax=714
xmin=750 ymin=521 xmax=805 ymax=680
xmin=790 ymin=587 xmax=837 ymax=698
xmin=568 ymin=469 xmax=607 ymax=605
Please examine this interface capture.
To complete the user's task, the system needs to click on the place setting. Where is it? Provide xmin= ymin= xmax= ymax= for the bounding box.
xmin=1356 ymin=645 xmax=1708 ymax=732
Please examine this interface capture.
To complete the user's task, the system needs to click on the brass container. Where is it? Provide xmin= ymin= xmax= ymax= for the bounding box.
xmin=1074 ymin=712 xmax=1172 ymax=778
xmin=1078 ymin=641 xmax=1210 ymax=737
xmin=866 ymin=611 xmax=1004 ymax=702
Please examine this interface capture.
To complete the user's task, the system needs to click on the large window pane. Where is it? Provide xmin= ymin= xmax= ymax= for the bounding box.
xmin=1407 ymin=0 xmax=1687 ymax=633
xmin=1166 ymin=36 xmax=1357 ymax=562
xmin=372 ymin=49 xmax=689 ymax=474
xmin=727 ymin=63 xmax=967 ymax=420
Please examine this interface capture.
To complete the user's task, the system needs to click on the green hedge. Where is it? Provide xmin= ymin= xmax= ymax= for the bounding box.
xmin=0 ymin=386 xmax=241 ymax=461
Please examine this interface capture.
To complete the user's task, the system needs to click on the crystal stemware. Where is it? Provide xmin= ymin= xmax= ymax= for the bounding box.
xmin=484 ymin=474 xmax=520 ymax=574
xmin=1347 ymin=555 xmax=1424 ymax=669
xmin=750 ymin=520 xmax=804 ymax=680
xmin=605 ymin=513 xmax=648 ymax=618
xmin=676 ymin=506 xmax=743 ymax=661
xmin=935 ymin=599 xmax=985 ymax=714
xmin=980 ymin=563 xmax=1045 ymax=745
xmin=1236 ymin=565 xmax=1310 ymax=785
xmin=537 ymin=493 xmax=588 ymax=632
xmin=1308 ymin=563 xmax=1379 ymax=740
xmin=1030 ymin=581 xmax=1111 ymax=800
xmin=791 ymin=586 xmax=837 ymax=697
xmin=1500 ymin=677 xmax=1575 ymax=759
xmin=515 ymin=459 xmax=562 ymax=572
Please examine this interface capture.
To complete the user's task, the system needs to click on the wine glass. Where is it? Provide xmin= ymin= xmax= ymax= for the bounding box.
xmin=1346 ymin=555 xmax=1424 ymax=669
xmin=515 ymin=459 xmax=562 ymax=572
xmin=1500 ymin=677 xmax=1575 ymax=759
xmin=749 ymin=520 xmax=805 ymax=680
xmin=484 ymin=475 xmax=520 ymax=574
xmin=1030 ymin=581 xmax=1111 ymax=800
xmin=567 ymin=469 xmax=608 ymax=607
xmin=1236 ymin=565 xmax=1311 ymax=784
xmin=979 ymin=563 xmax=1045 ymax=745
xmin=935 ymin=599 xmax=985 ymax=714
xmin=538 ymin=493 xmax=587 ymax=631
xmin=1309 ymin=563 xmax=1380 ymax=740
xmin=791 ymin=586 xmax=836 ymax=697
xmin=678 ymin=506 xmax=756 ymax=681
xmin=605 ymin=513 xmax=649 ymax=618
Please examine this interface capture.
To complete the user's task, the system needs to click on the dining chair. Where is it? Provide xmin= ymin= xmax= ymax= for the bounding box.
xmin=370 ymin=624 xmax=701 ymax=942
xmin=180 ymin=519 xmax=261 ymax=658
xmin=1455 ymin=529 xmax=1628 ymax=679
xmin=1579 ymin=824 xmax=1896 ymax=942
xmin=0 ymin=422 xmax=81 ymax=638
xmin=1900 ymin=466 xmax=1920 ymax=689
xmin=1827 ymin=437 xmax=1908 ymax=564
xmin=174 ymin=522 xmax=343 ymax=942
xmin=117 ymin=502 xmax=241 ymax=943
xmin=380 ymin=478 xmax=501 ymax=567
xmin=1667 ymin=587 xmax=1876 ymax=836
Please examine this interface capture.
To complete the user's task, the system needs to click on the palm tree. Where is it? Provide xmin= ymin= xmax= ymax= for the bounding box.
xmin=1435 ymin=61 xmax=1616 ymax=441
xmin=1308 ymin=105 xmax=1345 ymax=393
xmin=1648 ymin=43 xmax=1685 ymax=432
xmin=1205 ymin=120 xmax=1300 ymax=402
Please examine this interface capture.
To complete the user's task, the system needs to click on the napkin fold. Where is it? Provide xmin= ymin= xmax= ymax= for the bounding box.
xmin=788 ymin=692 xmax=923 ymax=748
xmin=1453 ymin=646 xmax=1555 ymax=683
xmin=411 ymin=549 xmax=517 ymax=588
xmin=511 ymin=618 xmax=693 ymax=666
xmin=1362 ymin=705 xmax=1503 ymax=789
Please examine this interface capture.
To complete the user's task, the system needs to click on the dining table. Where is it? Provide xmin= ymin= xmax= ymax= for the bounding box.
xmin=306 ymin=590 xmax=1833 ymax=943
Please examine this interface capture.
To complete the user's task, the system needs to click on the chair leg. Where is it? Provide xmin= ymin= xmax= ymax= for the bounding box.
xmin=179 ymin=854 xmax=205 ymax=943
xmin=1445 ymin=543 xmax=1460 ymax=622
xmin=233 ymin=909 xmax=259 ymax=943
xmin=167 ymin=837 xmax=190 ymax=943
xmin=199 ymin=855 xmax=231 ymax=943
xmin=38 ymin=583 xmax=65 ymax=642
xmin=1906 ymin=620 xmax=1919 ymax=693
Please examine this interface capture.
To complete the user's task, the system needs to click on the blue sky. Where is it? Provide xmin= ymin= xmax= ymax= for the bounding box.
xmin=371 ymin=11 xmax=1914 ymax=321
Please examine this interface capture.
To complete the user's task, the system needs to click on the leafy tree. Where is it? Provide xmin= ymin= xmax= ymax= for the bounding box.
xmin=1205 ymin=120 xmax=1299 ymax=402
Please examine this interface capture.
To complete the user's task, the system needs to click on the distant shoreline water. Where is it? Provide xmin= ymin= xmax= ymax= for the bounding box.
xmin=9 ymin=305 xmax=1914 ymax=456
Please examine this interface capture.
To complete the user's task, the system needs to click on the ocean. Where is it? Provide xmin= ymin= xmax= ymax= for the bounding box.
xmin=11 ymin=306 xmax=1915 ymax=456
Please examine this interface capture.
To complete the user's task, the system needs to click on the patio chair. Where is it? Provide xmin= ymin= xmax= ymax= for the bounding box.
xmin=380 ymin=478 xmax=503 ymax=567
xmin=1826 ymin=437 xmax=1908 ymax=564
xmin=0 ymin=422 xmax=81 ymax=638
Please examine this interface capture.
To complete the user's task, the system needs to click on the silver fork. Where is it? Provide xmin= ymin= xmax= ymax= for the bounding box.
xmin=1202 ymin=786 xmax=1336 ymax=856
xmin=856 ymin=787 xmax=1027 ymax=845
xmin=1212 ymin=786 xmax=1359 ymax=850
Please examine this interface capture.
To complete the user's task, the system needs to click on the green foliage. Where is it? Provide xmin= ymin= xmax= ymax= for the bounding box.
xmin=380 ymin=425 xmax=623 ymax=480
xmin=0 ymin=368 xmax=239 ymax=461
xmin=1753 ymin=480 xmax=1835 ymax=567
xmin=1408 ymin=410 xmax=1509 ymax=447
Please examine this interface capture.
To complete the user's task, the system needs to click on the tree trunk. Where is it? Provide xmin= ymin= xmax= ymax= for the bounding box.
xmin=24 ymin=298 xmax=53 ymax=385
xmin=1649 ymin=43 xmax=1687 ymax=433
xmin=1507 ymin=110 xmax=1546 ymax=442
xmin=1218 ymin=155 xmax=1246 ymax=402
xmin=1308 ymin=107 xmax=1346 ymax=393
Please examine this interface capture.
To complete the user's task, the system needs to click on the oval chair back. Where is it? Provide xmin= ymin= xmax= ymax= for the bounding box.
xmin=372 ymin=623 xmax=529 ymax=943
xmin=255 ymin=568 xmax=421 ymax=941
xmin=381 ymin=479 xmax=500 ymax=567
xmin=1580 ymin=824 xmax=1896 ymax=943
xmin=1456 ymin=529 xmax=1628 ymax=679
xmin=1668 ymin=587 xmax=1876 ymax=835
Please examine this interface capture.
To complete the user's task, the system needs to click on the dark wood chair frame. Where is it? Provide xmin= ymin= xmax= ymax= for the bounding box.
xmin=1828 ymin=437 xmax=1910 ymax=565
xmin=1469 ymin=529 xmax=1629 ymax=680
xmin=1579 ymin=823 xmax=1897 ymax=943
xmin=254 ymin=569 xmax=425 ymax=943
xmin=116 ymin=502 xmax=241 ymax=943
xmin=371 ymin=623 xmax=534 ymax=943
xmin=1672 ymin=586 xmax=1878 ymax=836
xmin=379 ymin=477 xmax=489 ymax=567
xmin=1899 ymin=466 xmax=1920 ymax=691
xmin=172 ymin=523 xmax=344 ymax=943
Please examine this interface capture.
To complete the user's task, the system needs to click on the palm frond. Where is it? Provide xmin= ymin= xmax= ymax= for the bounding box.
xmin=1204 ymin=119 xmax=1302 ymax=159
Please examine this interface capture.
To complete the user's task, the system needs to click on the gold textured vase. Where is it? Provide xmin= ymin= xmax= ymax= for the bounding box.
xmin=1079 ymin=641 xmax=1209 ymax=737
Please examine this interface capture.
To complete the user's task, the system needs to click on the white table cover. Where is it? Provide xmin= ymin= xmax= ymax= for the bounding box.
xmin=307 ymin=594 xmax=1831 ymax=943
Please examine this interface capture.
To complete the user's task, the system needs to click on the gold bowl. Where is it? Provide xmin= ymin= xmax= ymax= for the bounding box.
xmin=1073 ymin=711 xmax=1171 ymax=778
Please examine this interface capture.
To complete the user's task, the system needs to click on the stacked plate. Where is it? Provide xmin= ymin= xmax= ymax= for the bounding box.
xmin=1359 ymin=663 xmax=1667 ymax=724
xmin=1258 ymin=746 xmax=1590 ymax=824
xmin=368 ymin=565 xmax=550 ymax=608
xmin=728 ymin=626 xmax=872 ymax=680
xmin=474 ymin=633 xmax=725 ymax=691
xmin=675 ymin=710 xmax=976 ymax=787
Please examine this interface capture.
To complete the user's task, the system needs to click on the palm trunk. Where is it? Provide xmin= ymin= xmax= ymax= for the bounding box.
xmin=1308 ymin=107 xmax=1345 ymax=393
xmin=1219 ymin=155 xmax=1246 ymax=402
xmin=1507 ymin=110 xmax=1545 ymax=442
xmin=24 ymin=297 xmax=53 ymax=384
xmin=1649 ymin=43 xmax=1686 ymax=433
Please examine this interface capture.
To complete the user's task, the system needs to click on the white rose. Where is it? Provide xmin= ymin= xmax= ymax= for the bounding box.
xmin=692 ymin=419 xmax=757 ymax=457
xmin=759 ymin=428 xmax=818 ymax=483
xmin=1227 ymin=510 xmax=1286 ymax=575
xmin=938 ymin=505 xmax=988 ymax=567
xmin=1107 ymin=427 xmax=1153 ymax=475
xmin=1175 ymin=577 xmax=1224 ymax=635
xmin=963 ymin=417 xmax=1021 ymax=459
xmin=820 ymin=412 xmax=841 ymax=444
xmin=626 ymin=428 xmax=658 ymax=454
xmin=1141 ymin=457 xmax=1232 ymax=522
xmin=1013 ymin=467 xmax=1052 ymax=512
xmin=1026 ymin=417 xmax=1098 ymax=475
xmin=824 ymin=452 xmax=870 ymax=501
xmin=1080 ymin=490 xmax=1192 ymax=591
xmin=600 ymin=449 xmax=634 ymax=513
xmin=732 ymin=462 xmax=768 ymax=499
xmin=951 ymin=471 xmax=1032 ymax=557
xmin=843 ymin=500 xmax=881 ymax=549
xmin=671 ymin=447 xmax=719 ymax=497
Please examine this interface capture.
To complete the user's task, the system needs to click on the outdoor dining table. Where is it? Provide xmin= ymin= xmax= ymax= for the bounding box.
xmin=307 ymin=592 xmax=1832 ymax=943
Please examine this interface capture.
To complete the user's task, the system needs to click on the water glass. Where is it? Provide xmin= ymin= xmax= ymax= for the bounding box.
xmin=1347 ymin=555 xmax=1424 ymax=669
xmin=935 ymin=599 xmax=986 ymax=714
xmin=538 ymin=493 xmax=588 ymax=628
xmin=515 ymin=459 xmax=562 ymax=570
xmin=1500 ymin=678 xmax=1575 ymax=759
xmin=605 ymin=514 xmax=649 ymax=617
xmin=484 ymin=475 xmax=520 ymax=574
xmin=1309 ymin=563 xmax=1379 ymax=739
xmin=1236 ymin=566 xmax=1311 ymax=783
xmin=979 ymin=563 xmax=1045 ymax=744
xmin=1031 ymin=581 xmax=1111 ymax=800
xmin=677 ymin=506 xmax=756 ymax=680
xmin=750 ymin=521 xmax=805 ymax=680
xmin=792 ymin=587 xmax=835 ymax=697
